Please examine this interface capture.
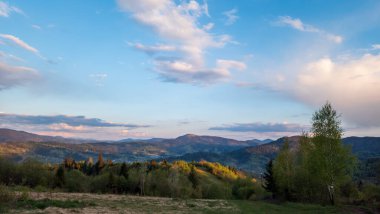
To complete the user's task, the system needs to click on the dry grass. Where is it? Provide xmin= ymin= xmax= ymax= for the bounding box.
xmin=9 ymin=192 xmax=238 ymax=214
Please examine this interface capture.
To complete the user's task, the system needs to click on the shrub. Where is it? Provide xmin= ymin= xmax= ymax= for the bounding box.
xmin=90 ymin=173 xmax=109 ymax=193
xmin=65 ymin=170 xmax=89 ymax=192
xmin=19 ymin=159 xmax=50 ymax=188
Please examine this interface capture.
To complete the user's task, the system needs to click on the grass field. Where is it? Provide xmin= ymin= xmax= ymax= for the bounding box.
xmin=1 ymin=192 xmax=373 ymax=214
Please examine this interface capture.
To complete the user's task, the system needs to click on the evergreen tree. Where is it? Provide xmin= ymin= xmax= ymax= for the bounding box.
xmin=55 ymin=165 xmax=65 ymax=187
xmin=119 ymin=162 xmax=129 ymax=179
xmin=188 ymin=166 xmax=199 ymax=189
xmin=262 ymin=159 xmax=276 ymax=198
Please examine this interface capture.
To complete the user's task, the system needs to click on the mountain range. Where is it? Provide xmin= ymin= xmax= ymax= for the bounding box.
xmin=1 ymin=128 xmax=379 ymax=174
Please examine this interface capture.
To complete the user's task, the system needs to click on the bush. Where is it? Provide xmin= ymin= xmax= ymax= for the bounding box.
xmin=34 ymin=185 xmax=50 ymax=192
xmin=232 ymin=178 xmax=256 ymax=199
xmin=19 ymin=159 xmax=50 ymax=188
xmin=90 ymin=173 xmax=109 ymax=193
xmin=0 ymin=158 xmax=20 ymax=185
xmin=362 ymin=184 xmax=380 ymax=203
xmin=65 ymin=170 xmax=89 ymax=192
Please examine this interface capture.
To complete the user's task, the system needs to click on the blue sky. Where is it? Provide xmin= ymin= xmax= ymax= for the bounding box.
xmin=0 ymin=0 xmax=380 ymax=140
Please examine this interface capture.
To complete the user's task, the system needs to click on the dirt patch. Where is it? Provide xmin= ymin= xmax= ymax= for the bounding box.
xmin=10 ymin=192 xmax=237 ymax=214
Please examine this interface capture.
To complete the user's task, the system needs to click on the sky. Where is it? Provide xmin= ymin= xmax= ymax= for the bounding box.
xmin=0 ymin=0 xmax=380 ymax=140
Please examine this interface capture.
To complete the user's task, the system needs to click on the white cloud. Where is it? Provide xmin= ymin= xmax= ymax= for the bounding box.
xmin=0 ymin=34 xmax=39 ymax=54
xmin=203 ymin=22 xmax=214 ymax=31
xmin=372 ymin=44 xmax=380 ymax=50
xmin=325 ymin=34 xmax=343 ymax=44
xmin=0 ymin=51 xmax=24 ymax=62
xmin=278 ymin=16 xmax=318 ymax=32
xmin=0 ymin=61 xmax=39 ymax=89
xmin=31 ymin=25 xmax=42 ymax=30
xmin=292 ymin=54 xmax=380 ymax=127
xmin=48 ymin=123 xmax=88 ymax=132
xmin=210 ymin=122 xmax=306 ymax=133
xmin=155 ymin=59 xmax=246 ymax=83
xmin=121 ymin=130 xmax=148 ymax=137
xmin=216 ymin=59 xmax=246 ymax=74
xmin=223 ymin=8 xmax=239 ymax=26
xmin=0 ymin=113 xmax=151 ymax=140
xmin=129 ymin=42 xmax=177 ymax=55
xmin=117 ymin=0 xmax=243 ymax=84
xmin=277 ymin=16 xmax=343 ymax=44
xmin=0 ymin=2 xmax=23 ymax=17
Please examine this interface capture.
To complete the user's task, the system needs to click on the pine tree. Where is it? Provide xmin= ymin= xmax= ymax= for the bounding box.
xmin=262 ymin=159 xmax=276 ymax=198
xmin=188 ymin=166 xmax=199 ymax=189
xmin=55 ymin=165 xmax=65 ymax=187
xmin=119 ymin=162 xmax=129 ymax=179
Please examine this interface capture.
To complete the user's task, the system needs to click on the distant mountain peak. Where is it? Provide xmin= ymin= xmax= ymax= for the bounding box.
xmin=180 ymin=133 xmax=198 ymax=138
xmin=0 ymin=128 xmax=95 ymax=144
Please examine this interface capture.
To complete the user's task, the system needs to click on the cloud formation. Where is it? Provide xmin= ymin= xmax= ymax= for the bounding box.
xmin=0 ymin=62 xmax=39 ymax=90
xmin=277 ymin=16 xmax=343 ymax=44
xmin=372 ymin=44 xmax=380 ymax=50
xmin=0 ymin=2 xmax=23 ymax=17
xmin=223 ymin=9 xmax=239 ymax=25
xmin=0 ymin=34 xmax=39 ymax=54
xmin=210 ymin=122 xmax=306 ymax=133
xmin=117 ymin=0 xmax=246 ymax=84
xmin=291 ymin=53 xmax=380 ymax=127
xmin=129 ymin=42 xmax=177 ymax=55
xmin=0 ymin=113 xmax=150 ymax=128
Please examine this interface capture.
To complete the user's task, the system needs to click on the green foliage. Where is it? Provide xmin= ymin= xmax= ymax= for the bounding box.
xmin=273 ymin=141 xmax=295 ymax=200
xmin=0 ymin=158 xmax=17 ymax=185
xmin=273 ymin=102 xmax=357 ymax=205
xmin=232 ymin=200 xmax=342 ymax=214
xmin=55 ymin=165 xmax=65 ymax=188
xmin=232 ymin=178 xmax=256 ymax=200
xmin=65 ymin=170 xmax=89 ymax=192
xmin=19 ymin=159 xmax=50 ymax=188
xmin=361 ymin=183 xmax=380 ymax=204
xmin=262 ymin=159 xmax=276 ymax=197
xmin=90 ymin=173 xmax=109 ymax=193
xmin=119 ymin=162 xmax=129 ymax=179
xmin=0 ymin=156 xmax=263 ymax=200
xmin=188 ymin=165 xmax=199 ymax=189
xmin=309 ymin=103 xmax=356 ymax=204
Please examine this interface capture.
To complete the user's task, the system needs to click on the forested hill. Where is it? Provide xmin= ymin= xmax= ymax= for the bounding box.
xmin=0 ymin=128 xmax=95 ymax=144
xmin=1 ymin=128 xmax=379 ymax=174
xmin=343 ymin=136 xmax=380 ymax=159
xmin=0 ymin=129 xmax=269 ymax=163
xmin=165 ymin=136 xmax=380 ymax=174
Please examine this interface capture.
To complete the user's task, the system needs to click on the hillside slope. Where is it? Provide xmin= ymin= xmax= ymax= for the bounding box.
xmin=166 ymin=136 xmax=380 ymax=174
